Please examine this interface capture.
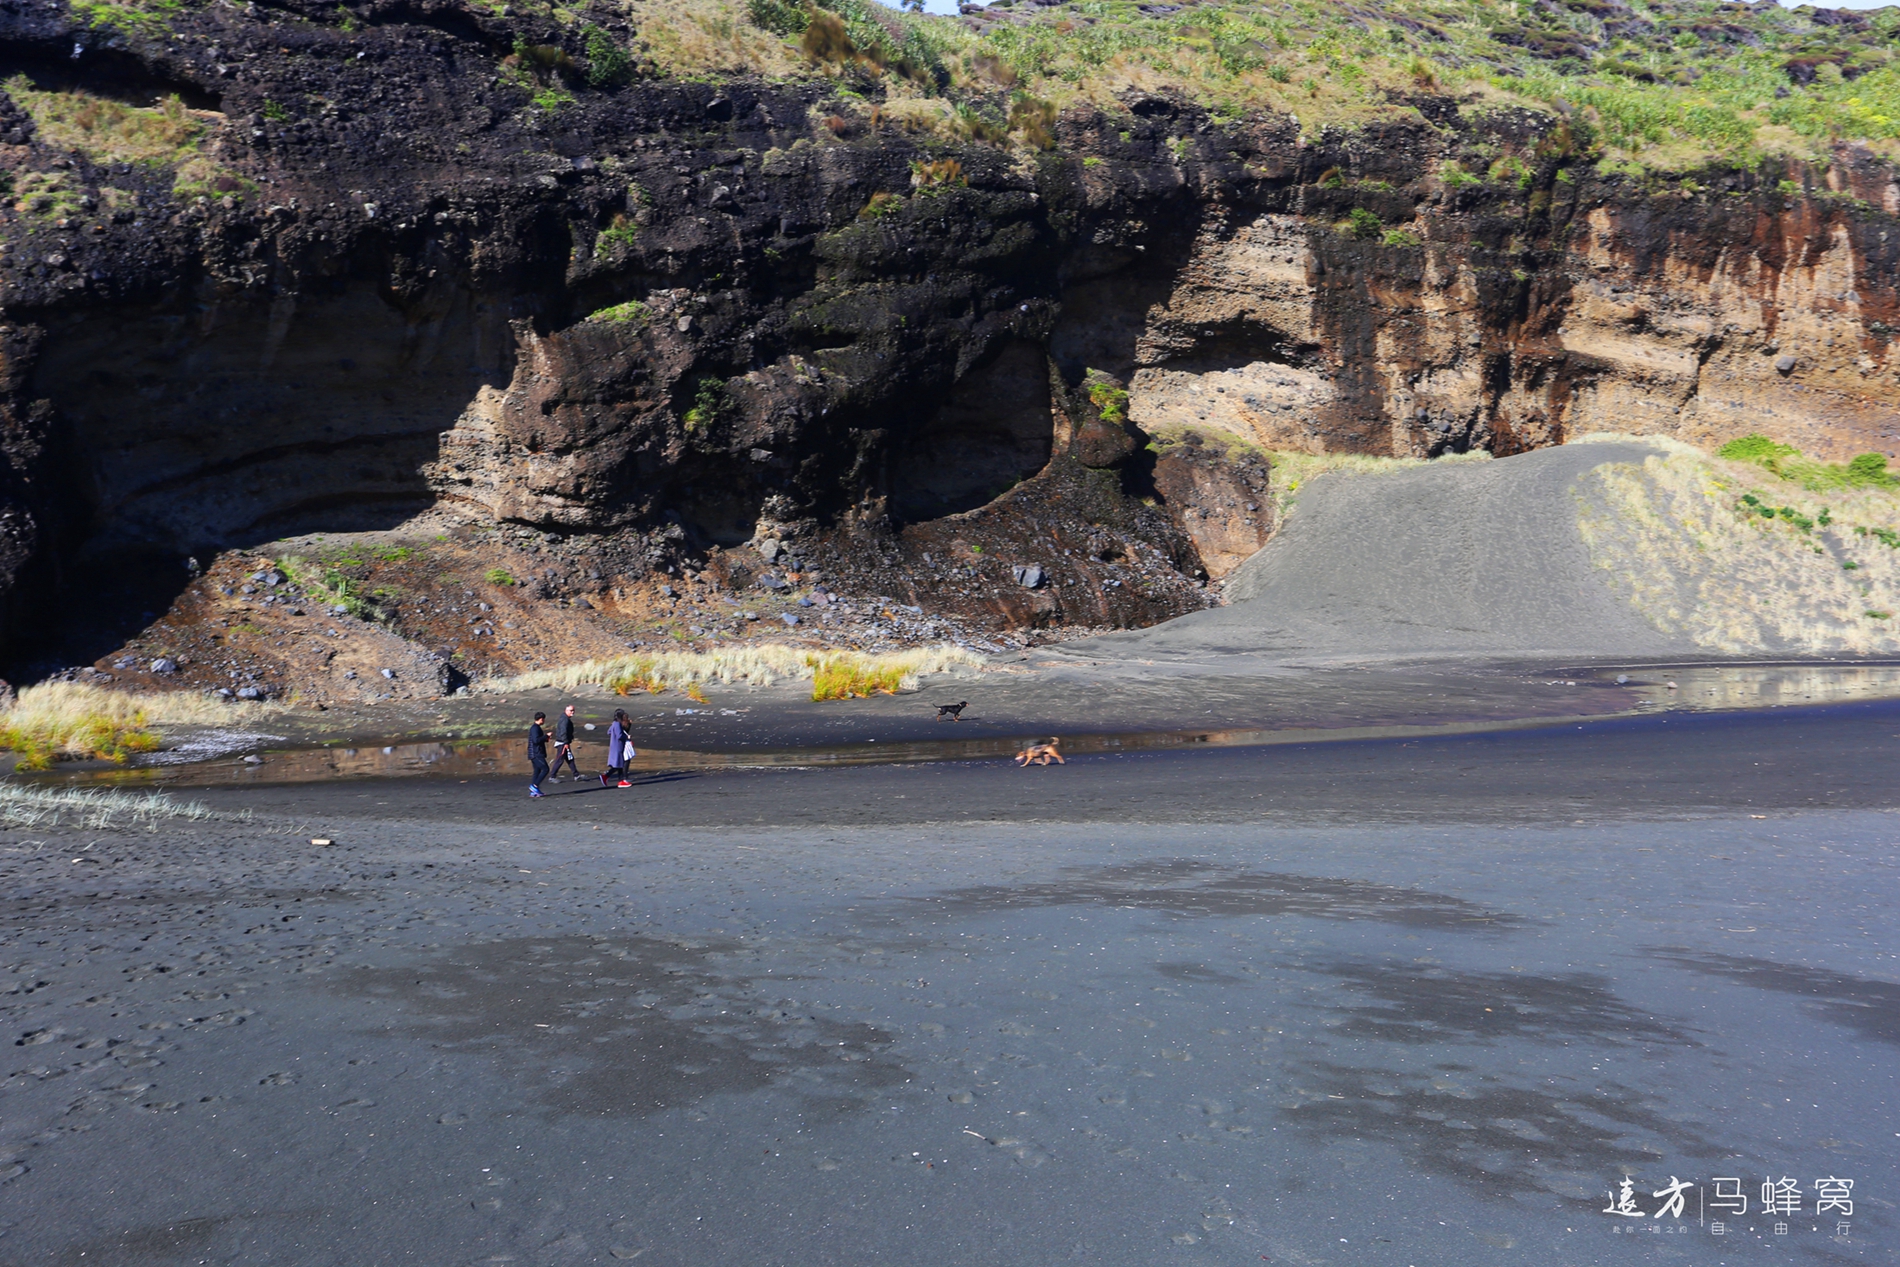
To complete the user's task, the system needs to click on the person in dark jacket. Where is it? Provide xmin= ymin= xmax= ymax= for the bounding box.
xmin=528 ymin=711 xmax=550 ymax=798
xmin=551 ymin=704 xmax=580 ymax=780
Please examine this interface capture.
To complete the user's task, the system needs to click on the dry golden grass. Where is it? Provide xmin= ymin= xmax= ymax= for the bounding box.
xmin=1575 ymin=438 xmax=1900 ymax=655
xmin=623 ymin=0 xmax=810 ymax=78
xmin=490 ymin=643 xmax=985 ymax=698
xmin=809 ymin=655 xmax=906 ymax=700
xmin=0 ymin=682 xmax=276 ymax=770
xmin=1267 ymin=447 xmax=1490 ymax=500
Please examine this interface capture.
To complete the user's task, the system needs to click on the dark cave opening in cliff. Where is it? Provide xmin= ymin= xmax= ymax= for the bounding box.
xmin=889 ymin=340 xmax=1054 ymax=526
xmin=8 ymin=282 xmax=515 ymax=673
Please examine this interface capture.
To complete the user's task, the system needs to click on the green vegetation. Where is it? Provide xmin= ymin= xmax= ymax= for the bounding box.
xmin=485 ymin=567 xmax=518 ymax=587
xmin=1737 ymin=492 xmax=1814 ymax=533
xmin=1084 ymin=369 xmax=1128 ymax=425
xmin=6 ymin=78 xmax=202 ymax=164
xmin=809 ymin=654 xmax=906 ymax=700
xmin=70 ymin=0 xmax=181 ymax=38
xmin=1380 ymin=228 xmax=1420 ymax=248
xmin=501 ymin=35 xmax=582 ymax=111
xmin=280 ymin=554 xmax=383 ymax=621
xmin=0 ymin=711 xmax=157 ymax=769
xmin=859 ymin=190 xmax=904 ymax=218
xmin=709 ymin=0 xmax=1900 ymax=173
xmin=172 ymin=157 xmax=257 ymax=202
xmin=596 ymin=213 xmax=641 ymax=250
xmin=1718 ymin=433 xmax=1800 ymax=464
xmin=584 ymin=24 xmax=636 ymax=87
xmin=1341 ymin=206 xmax=1383 ymax=239
xmin=683 ymin=377 xmax=728 ymax=431
xmin=10 ymin=77 xmax=256 ymax=202
xmin=0 ymin=682 xmax=253 ymax=770
xmin=586 ymin=299 xmax=650 ymax=324
xmin=1720 ymin=433 xmax=1900 ymax=491
xmin=1858 ymin=526 xmax=1900 ymax=550
xmin=9 ymin=170 xmax=82 ymax=219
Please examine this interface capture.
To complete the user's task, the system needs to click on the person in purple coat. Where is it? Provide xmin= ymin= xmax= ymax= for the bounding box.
xmin=600 ymin=709 xmax=634 ymax=788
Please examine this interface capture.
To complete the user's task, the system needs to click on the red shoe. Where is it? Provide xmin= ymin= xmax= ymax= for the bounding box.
xmin=617 ymin=780 xmax=632 ymax=788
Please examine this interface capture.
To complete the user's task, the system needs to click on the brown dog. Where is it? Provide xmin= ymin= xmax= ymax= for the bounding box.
xmin=1014 ymin=737 xmax=1064 ymax=767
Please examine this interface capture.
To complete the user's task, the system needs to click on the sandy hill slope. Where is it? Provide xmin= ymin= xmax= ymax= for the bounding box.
xmin=1071 ymin=439 xmax=1900 ymax=665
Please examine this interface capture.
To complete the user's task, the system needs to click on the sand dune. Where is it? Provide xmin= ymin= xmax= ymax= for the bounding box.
xmin=1075 ymin=438 xmax=1900 ymax=664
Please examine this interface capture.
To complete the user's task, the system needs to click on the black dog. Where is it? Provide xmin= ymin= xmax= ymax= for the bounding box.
xmin=935 ymin=701 xmax=968 ymax=721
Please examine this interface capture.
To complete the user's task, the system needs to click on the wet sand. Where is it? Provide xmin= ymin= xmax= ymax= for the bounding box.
xmin=2 ymin=702 xmax=1896 ymax=1264
xmin=54 ymin=656 xmax=1900 ymax=791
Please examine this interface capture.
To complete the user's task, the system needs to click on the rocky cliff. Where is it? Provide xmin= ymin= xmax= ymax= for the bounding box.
xmin=0 ymin=0 xmax=1895 ymax=677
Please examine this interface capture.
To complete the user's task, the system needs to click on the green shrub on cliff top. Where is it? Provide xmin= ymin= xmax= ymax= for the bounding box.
xmin=70 ymin=0 xmax=180 ymax=38
xmin=710 ymin=0 xmax=1900 ymax=172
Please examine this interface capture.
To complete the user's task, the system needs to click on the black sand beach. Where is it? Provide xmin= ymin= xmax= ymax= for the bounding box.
xmin=2 ymin=700 xmax=1895 ymax=1265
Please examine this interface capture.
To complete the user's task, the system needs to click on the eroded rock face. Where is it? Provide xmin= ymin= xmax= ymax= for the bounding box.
xmin=1150 ymin=437 xmax=1275 ymax=581
xmin=0 ymin=0 xmax=1893 ymax=659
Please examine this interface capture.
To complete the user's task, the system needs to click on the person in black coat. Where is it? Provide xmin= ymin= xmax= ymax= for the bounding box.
xmin=551 ymin=704 xmax=581 ymax=780
xmin=528 ymin=712 xmax=550 ymax=798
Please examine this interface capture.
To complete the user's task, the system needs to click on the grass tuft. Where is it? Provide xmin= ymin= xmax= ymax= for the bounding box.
xmin=6 ymin=77 xmax=202 ymax=164
xmin=0 ymin=783 xmax=240 ymax=829
xmin=0 ymin=682 xmax=266 ymax=770
xmin=489 ymin=643 xmax=984 ymax=698
xmin=809 ymin=655 xmax=907 ymax=700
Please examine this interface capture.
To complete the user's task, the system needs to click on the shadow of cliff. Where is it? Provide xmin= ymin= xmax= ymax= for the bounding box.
xmin=11 ymin=277 xmax=520 ymax=673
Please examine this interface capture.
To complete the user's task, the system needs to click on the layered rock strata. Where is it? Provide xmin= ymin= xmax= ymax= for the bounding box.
xmin=0 ymin=0 xmax=1892 ymax=670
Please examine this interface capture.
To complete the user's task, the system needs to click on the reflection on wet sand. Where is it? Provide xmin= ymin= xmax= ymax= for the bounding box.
xmin=41 ymin=659 xmax=1900 ymax=788
xmin=1616 ymin=661 xmax=1900 ymax=712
